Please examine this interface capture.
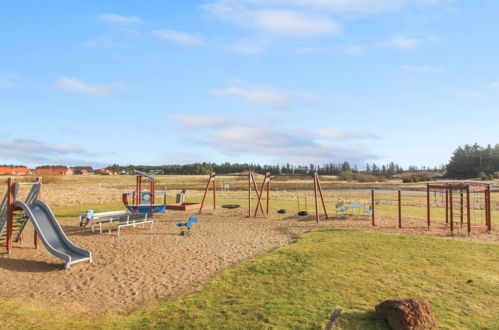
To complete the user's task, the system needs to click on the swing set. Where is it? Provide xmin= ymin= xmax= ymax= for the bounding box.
xmin=427 ymin=183 xmax=492 ymax=235
xmin=198 ymin=171 xmax=328 ymax=223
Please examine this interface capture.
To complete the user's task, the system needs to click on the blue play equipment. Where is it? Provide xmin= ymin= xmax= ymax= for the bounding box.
xmin=176 ymin=216 xmax=198 ymax=236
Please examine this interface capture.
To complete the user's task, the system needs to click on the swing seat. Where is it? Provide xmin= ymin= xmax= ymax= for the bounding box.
xmin=222 ymin=204 xmax=240 ymax=209
xmin=298 ymin=211 xmax=308 ymax=216
xmin=277 ymin=209 xmax=287 ymax=214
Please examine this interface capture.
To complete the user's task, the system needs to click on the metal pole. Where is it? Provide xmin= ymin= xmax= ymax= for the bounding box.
xmin=398 ymin=190 xmax=402 ymax=228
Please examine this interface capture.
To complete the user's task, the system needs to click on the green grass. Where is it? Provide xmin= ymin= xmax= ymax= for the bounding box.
xmin=1 ymin=230 xmax=498 ymax=329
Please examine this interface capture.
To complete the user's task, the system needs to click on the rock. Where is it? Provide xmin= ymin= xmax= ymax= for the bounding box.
xmin=375 ymin=299 xmax=437 ymax=330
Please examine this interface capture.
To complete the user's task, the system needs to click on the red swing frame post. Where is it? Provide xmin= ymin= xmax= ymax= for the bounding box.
xmin=253 ymin=172 xmax=271 ymax=218
xmin=312 ymin=172 xmax=328 ymax=223
xmin=199 ymin=172 xmax=216 ymax=214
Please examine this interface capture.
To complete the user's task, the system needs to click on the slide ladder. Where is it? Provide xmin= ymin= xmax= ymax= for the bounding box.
xmin=0 ymin=183 xmax=40 ymax=245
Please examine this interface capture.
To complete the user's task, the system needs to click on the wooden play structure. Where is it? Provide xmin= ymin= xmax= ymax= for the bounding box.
xmin=0 ymin=177 xmax=91 ymax=268
xmin=122 ymin=170 xmax=167 ymax=213
xmin=427 ymin=183 xmax=491 ymax=235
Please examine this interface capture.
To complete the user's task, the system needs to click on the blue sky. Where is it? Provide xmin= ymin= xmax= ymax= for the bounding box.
xmin=1 ymin=0 xmax=498 ymax=169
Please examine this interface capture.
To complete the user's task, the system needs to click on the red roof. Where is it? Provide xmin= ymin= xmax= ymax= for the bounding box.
xmin=0 ymin=167 xmax=30 ymax=175
xmin=35 ymin=168 xmax=71 ymax=174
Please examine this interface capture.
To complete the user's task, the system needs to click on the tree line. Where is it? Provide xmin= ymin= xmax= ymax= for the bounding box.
xmin=3 ymin=144 xmax=497 ymax=179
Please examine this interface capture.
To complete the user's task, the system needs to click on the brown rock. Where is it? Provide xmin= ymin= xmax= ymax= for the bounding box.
xmin=375 ymin=299 xmax=437 ymax=330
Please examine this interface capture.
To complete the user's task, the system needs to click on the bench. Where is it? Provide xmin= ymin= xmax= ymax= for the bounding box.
xmin=91 ymin=212 xmax=153 ymax=236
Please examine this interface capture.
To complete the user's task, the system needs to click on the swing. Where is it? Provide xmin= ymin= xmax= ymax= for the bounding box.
xmin=221 ymin=182 xmax=240 ymax=209
xmin=276 ymin=188 xmax=287 ymax=214
xmin=296 ymin=178 xmax=309 ymax=216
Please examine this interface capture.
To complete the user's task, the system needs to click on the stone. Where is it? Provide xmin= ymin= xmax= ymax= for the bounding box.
xmin=375 ymin=298 xmax=437 ymax=330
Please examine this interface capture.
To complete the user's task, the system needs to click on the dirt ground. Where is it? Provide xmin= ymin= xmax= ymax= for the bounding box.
xmin=0 ymin=206 xmax=497 ymax=317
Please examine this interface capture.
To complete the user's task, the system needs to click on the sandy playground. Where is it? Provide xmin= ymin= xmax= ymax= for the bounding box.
xmin=0 ymin=205 xmax=497 ymax=316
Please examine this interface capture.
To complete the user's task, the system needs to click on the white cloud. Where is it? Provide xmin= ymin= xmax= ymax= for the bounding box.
xmin=83 ymin=36 xmax=123 ymax=49
xmin=489 ymin=81 xmax=499 ymax=91
xmin=171 ymin=114 xmax=377 ymax=163
xmin=317 ymin=128 xmax=378 ymax=140
xmin=55 ymin=77 xmax=115 ymax=97
xmin=201 ymin=3 xmax=341 ymax=38
xmin=213 ymin=84 xmax=334 ymax=110
xmin=383 ymin=36 xmax=423 ymax=49
xmin=0 ymin=138 xmax=84 ymax=161
xmin=153 ymin=30 xmax=205 ymax=46
xmin=170 ymin=115 xmax=240 ymax=128
xmin=0 ymin=78 xmax=16 ymax=88
xmin=343 ymin=45 xmax=365 ymax=55
xmin=98 ymin=14 xmax=141 ymax=25
xmin=206 ymin=125 xmax=375 ymax=163
xmin=231 ymin=38 xmax=269 ymax=54
xmin=253 ymin=10 xmax=341 ymax=37
xmin=401 ymin=65 xmax=441 ymax=73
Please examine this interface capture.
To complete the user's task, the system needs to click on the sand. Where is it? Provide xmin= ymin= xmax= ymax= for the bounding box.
xmin=0 ymin=207 xmax=497 ymax=316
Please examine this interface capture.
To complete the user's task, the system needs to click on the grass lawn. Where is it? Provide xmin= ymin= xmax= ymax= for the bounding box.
xmin=1 ymin=230 xmax=498 ymax=329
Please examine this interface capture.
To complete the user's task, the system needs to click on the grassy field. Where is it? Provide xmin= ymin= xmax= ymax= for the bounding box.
xmin=1 ymin=229 xmax=498 ymax=329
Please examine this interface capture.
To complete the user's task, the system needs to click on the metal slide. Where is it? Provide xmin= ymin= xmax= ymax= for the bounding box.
xmin=13 ymin=200 xmax=92 ymax=269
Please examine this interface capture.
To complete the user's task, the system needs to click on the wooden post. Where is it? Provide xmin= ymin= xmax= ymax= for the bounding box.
xmin=445 ymin=189 xmax=449 ymax=227
xmin=316 ymin=173 xmax=328 ymax=220
xmin=426 ymin=185 xmax=430 ymax=230
xmin=34 ymin=177 xmax=42 ymax=248
xmin=213 ymin=174 xmax=216 ymax=210
xmin=486 ymin=185 xmax=492 ymax=233
xmin=253 ymin=173 xmax=269 ymax=218
xmin=371 ymin=189 xmax=375 ymax=226
xmin=460 ymin=191 xmax=464 ymax=227
xmin=266 ymin=174 xmax=270 ymax=215
xmin=248 ymin=172 xmax=251 ymax=218
xmin=313 ymin=172 xmax=319 ymax=223
xmin=250 ymin=173 xmax=265 ymax=214
xmin=199 ymin=173 xmax=214 ymax=214
xmin=398 ymin=190 xmax=402 ymax=228
xmin=449 ymin=188 xmax=454 ymax=236
xmin=6 ymin=178 xmax=14 ymax=254
xmin=466 ymin=187 xmax=471 ymax=236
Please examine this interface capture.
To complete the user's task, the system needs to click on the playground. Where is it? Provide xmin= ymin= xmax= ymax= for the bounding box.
xmin=0 ymin=174 xmax=498 ymax=328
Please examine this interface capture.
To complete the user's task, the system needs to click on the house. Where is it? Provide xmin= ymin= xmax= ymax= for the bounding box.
xmin=0 ymin=166 xmax=31 ymax=175
xmin=95 ymin=168 xmax=117 ymax=175
xmin=35 ymin=168 xmax=73 ymax=176
xmin=74 ymin=169 xmax=89 ymax=175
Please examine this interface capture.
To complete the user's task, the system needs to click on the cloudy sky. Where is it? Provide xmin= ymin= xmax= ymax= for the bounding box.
xmin=1 ymin=1 xmax=498 ymax=168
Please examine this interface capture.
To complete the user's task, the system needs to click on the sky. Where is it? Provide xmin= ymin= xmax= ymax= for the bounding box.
xmin=0 ymin=0 xmax=498 ymax=169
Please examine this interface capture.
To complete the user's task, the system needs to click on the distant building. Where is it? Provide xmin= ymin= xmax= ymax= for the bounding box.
xmin=0 ymin=166 xmax=31 ymax=175
xmin=35 ymin=168 xmax=73 ymax=176
xmin=74 ymin=169 xmax=89 ymax=175
xmin=95 ymin=168 xmax=117 ymax=175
